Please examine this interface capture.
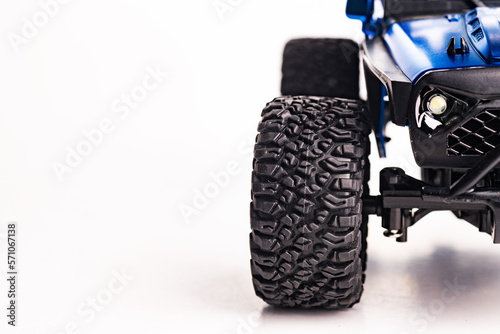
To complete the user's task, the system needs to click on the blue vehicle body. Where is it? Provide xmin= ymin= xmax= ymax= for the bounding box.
xmin=385 ymin=8 xmax=500 ymax=82
xmin=348 ymin=1 xmax=500 ymax=81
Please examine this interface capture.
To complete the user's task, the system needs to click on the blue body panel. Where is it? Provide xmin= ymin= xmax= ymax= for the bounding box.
xmin=346 ymin=0 xmax=374 ymax=21
xmin=465 ymin=7 xmax=500 ymax=62
xmin=346 ymin=0 xmax=381 ymax=37
xmin=384 ymin=9 xmax=500 ymax=82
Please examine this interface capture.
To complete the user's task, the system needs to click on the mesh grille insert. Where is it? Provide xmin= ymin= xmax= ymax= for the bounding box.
xmin=447 ymin=109 xmax=500 ymax=156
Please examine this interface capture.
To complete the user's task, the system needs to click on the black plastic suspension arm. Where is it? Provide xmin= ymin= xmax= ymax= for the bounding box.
xmin=363 ymin=166 xmax=500 ymax=243
xmin=450 ymin=145 xmax=500 ymax=197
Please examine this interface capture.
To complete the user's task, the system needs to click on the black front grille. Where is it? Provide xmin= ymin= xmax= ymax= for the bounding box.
xmin=447 ymin=109 xmax=500 ymax=156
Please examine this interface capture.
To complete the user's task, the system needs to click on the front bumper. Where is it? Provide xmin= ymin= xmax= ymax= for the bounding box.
xmin=410 ymin=67 xmax=500 ymax=168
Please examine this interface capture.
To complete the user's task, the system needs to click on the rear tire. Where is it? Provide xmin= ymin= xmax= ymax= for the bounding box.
xmin=281 ymin=39 xmax=360 ymax=99
xmin=250 ymin=96 xmax=371 ymax=309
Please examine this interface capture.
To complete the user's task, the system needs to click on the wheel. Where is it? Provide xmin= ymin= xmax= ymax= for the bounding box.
xmin=250 ymin=96 xmax=371 ymax=309
xmin=361 ymin=144 xmax=371 ymax=272
xmin=281 ymin=39 xmax=360 ymax=100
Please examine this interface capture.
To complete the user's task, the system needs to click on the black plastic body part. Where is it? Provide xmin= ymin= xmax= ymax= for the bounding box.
xmin=409 ymin=67 xmax=500 ymax=168
xmin=383 ymin=0 xmax=500 ymax=20
xmin=363 ymin=37 xmax=412 ymax=128
xmin=362 ymin=58 xmax=500 ymax=242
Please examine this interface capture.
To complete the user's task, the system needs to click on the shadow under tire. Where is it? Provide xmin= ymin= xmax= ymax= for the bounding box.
xmin=250 ymin=96 xmax=371 ymax=309
xmin=281 ymin=38 xmax=360 ymax=99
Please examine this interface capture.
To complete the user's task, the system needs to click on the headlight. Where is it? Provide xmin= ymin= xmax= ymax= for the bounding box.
xmin=428 ymin=95 xmax=448 ymax=115
xmin=416 ymin=88 xmax=478 ymax=134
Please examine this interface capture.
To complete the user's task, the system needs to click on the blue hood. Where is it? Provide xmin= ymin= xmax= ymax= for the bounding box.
xmin=384 ymin=7 xmax=500 ymax=82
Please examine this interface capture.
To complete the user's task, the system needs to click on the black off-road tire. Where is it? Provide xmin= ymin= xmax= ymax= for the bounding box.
xmin=250 ymin=96 xmax=371 ymax=309
xmin=281 ymin=39 xmax=360 ymax=100
xmin=361 ymin=149 xmax=370 ymax=272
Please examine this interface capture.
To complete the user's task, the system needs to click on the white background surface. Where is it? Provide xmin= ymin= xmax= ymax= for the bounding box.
xmin=0 ymin=1 xmax=500 ymax=333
